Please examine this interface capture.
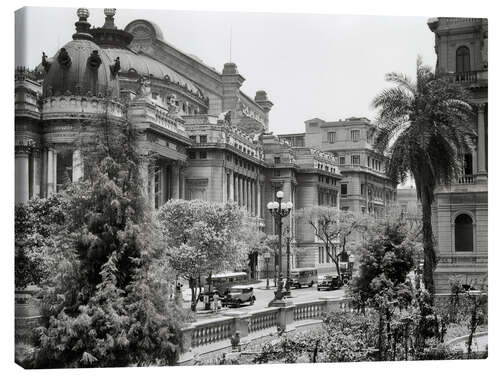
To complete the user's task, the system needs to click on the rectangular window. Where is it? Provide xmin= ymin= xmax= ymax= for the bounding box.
xmin=199 ymin=135 xmax=207 ymax=144
xmin=339 ymin=156 xmax=345 ymax=165
xmin=328 ymin=131 xmax=336 ymax=143
xmin=361 ymin=184 xmax=365 ymax=195
xmin=189 ymin=135 xmax=197 ymax=142
xmin=199 ymin=151 xmax=207 ymax=159
xmin=351 ymin=130 xmax=360 ymax=142
xmin=351 ymin=155 xmax=360 ymax=165
xmin=274 ymin=157 xmax=281 ymax=164
xmin=341 ymin=183 xmax=347 ymax=195
xmin=188 ymin=151 xmax=196 ymax=159
xmin=274 ymin=169 xmax=281 ymax=177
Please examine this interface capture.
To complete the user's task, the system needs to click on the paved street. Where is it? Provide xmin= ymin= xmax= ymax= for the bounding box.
xmin=182 ymin=279 xmax=346 ymax=320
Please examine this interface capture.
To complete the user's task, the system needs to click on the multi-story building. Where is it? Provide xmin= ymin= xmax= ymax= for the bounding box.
xmin=279 ymin=117 xmax=396 ymax=276
xmin=427 ymin=17 xmax=488 ymax=292
xmin=14 ymin=7 xmax=343 ymax=281
xmin=280 ymin=116 xmax=397 ymax=216
xmin=396 ymin=186 xmax=420 ymax=214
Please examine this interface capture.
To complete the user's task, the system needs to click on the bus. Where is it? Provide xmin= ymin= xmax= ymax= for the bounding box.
xmin=199 ymin=272 xmax=248 ymax=301
xmin=290 ymin=267 xmax=318 ymax=288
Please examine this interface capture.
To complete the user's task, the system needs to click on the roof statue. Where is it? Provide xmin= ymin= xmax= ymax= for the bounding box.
xmin=218 ymin=110 xmax=232 ymax=125
xmin=136 ymin=75 xmax=151 ymax=98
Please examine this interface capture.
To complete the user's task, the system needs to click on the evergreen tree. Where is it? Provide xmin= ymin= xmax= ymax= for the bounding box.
xmin=27 ymin=115 xmax=187 ymax=367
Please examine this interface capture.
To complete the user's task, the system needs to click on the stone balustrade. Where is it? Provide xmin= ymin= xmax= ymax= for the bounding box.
xmin=178 ymin=296 xmax=350 ymax=364
xmin=249 ymin=308 xmax=279 ymax=333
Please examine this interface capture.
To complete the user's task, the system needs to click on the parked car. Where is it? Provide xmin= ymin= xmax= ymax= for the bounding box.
xmin=317 ymin=274 xmax=342 ymax=291
xmin=222 ymin=286 xmax=255 ymax=308
xmin=290 ymin=267 xmax=317 ymax=288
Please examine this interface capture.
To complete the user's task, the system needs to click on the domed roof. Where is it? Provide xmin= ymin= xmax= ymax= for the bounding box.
xmin=41 ymin=8 xmax=120 ymax=98
xmin=42 ymin=39 xmax=120 ymax=98
xmin=104 ymin=48 xmax=201 ymax=95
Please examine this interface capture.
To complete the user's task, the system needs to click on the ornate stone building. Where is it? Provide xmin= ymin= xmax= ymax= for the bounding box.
xmin=427 ymin=17 xmax=488 ymax=292
xmin=15 ymin=8 xmax=343 ymax=279
xmin=280 ymin=117 xmax=398 ymax=216
xmin=279 ymin=117 xmax=397 ymax=275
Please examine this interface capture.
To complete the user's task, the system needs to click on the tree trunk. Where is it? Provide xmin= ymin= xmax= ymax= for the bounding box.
xmin=189 ymin=277 xmax=197 ymax=312
xmin=420 ymin=187 xmax=436 ymax=297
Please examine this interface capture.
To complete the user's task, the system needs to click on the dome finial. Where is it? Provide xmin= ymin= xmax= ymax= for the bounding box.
xmin=103 ymin=8 xmax=117 ymax=29
xmin=73 ymin=8 xmax=93 ymax=40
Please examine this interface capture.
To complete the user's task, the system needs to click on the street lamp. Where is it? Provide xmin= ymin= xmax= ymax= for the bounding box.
xmin=267 ymin=190 xmax=293 ymax=305
xmin=285 ymin=227 xmax=292 ymax=296
xmin=263 ymin=252 xmax=271 ymax=289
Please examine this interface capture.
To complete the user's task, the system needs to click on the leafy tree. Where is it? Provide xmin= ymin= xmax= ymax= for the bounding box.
xmin=297 ymin=206 xmax=371 ymax=277
xmin=372 ymin=57 xmax=474 ymax=295
xmin=157 ymin=199 xmax=248 ymax=311
xmin=15 ymin=195 xmax=70 ymax=289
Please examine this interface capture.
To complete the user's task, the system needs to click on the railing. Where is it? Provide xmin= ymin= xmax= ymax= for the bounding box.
xmin=294 ymin=301 xmax=325 ymax=321
xmin=190 ymin=317 xmax=234 ymax=348
xmin=178 ymin=297 xmax=351 ymax=363
xmin=445 ymin=71 xmax=488 ymax=85
xmin=16 ymin=294 xmax=351 ymax=363
xmin=456 ymin=174 xmax=475 ymax=184
xmin=249 ymin=308 xmax=278 ymax=333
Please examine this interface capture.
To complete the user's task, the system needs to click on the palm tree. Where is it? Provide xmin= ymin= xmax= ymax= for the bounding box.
xmin=372 ymin=57 xmax=475 ymax=296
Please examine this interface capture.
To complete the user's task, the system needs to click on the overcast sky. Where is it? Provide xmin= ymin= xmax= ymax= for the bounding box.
xmin=16 ymin=7 xmax=436 ymax=136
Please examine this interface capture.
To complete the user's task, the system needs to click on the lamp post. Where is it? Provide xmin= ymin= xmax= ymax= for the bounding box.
xmin=264 ymin=252 xmax=271 ymax=289
xmin=267 ymin=190 xmax=293 ymax=305
xmin=285 ymin=227 xmax=292 ymax=296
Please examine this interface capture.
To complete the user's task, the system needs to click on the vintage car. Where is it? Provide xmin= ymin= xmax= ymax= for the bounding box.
xmin=221 ymin=286 xmax=255 ymax=308
xmin=317 ymin=273 xmax=342 ymax=291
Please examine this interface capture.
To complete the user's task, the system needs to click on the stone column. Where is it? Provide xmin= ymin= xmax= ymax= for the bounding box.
xmin=46 ymin=148 xmax=55 ymax=196
xmin=52 ymin=149 xmax=58 ymax=193
xmin=30 ymin=148 xmax=41 ymax=198
xmin=229 ymin=170 xmax=234 ymax=202
xmin=234 ymin=174 xmax=238 ymax=204
xmin=476 ymin=103 xmax=487 ymax=182
xmin=222 ymin=169 xmax=227 ymax=203
xmin=41 ymin=148 xmax=48 ymax=198
xmin=180 ymin=166 xmax=186 ymax=199
xmin=15 ymin=146 xmax=30 ymax=204
xmin=171 ymin=163 xmax=180 ymax=199
xmin=238 ymin=175 xmax=242 ymax=206
xmin=149 ymin=167 xmax=155 ymax=208
xmin=139 ymin=161 xmax=149 ymax=202
xmin=257 ymin=182 xmax=262 ymax=218
xmin=250 ymin=180 xmax=254 ymax=215
xmin=245 ymin=178 xmax=250 ymax=210
xmin=72 ymin=150 xmax=84 ymax=182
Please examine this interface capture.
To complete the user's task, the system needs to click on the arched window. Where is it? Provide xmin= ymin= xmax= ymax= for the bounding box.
xmin=455 ymin=214 xmax=473 ymax=252
xmin=456 ymin=46 xmax=471 ymax=73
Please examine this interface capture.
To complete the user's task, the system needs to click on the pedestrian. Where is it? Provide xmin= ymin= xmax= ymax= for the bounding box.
xmin=213 ymin=293 xmax=219 ymax=313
